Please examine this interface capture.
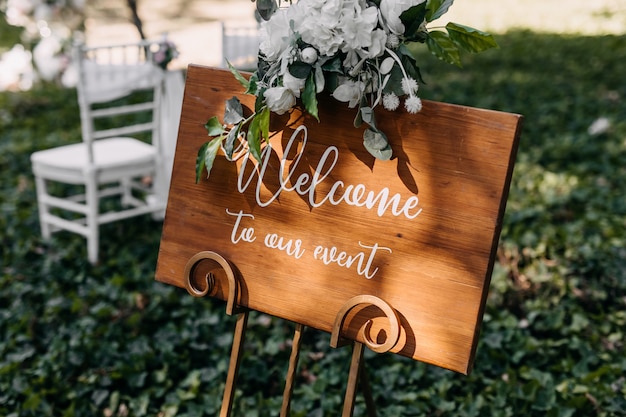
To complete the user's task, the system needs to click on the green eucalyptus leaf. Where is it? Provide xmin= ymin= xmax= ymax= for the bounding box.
xmin=354 ymin=109 xmax=363 ymax=128
xmin=363 ymin=128 xmax=392 ymax=160
xmin=425 ymin=0 xmax=454 ymax=22
xmin=204 ymin=116 xmax=224 ymax=136
xmin=426 ymin=30 xmax=462 ymax=67
xmin=196 ymin=136 xmax=223 ymax=182
xmin=379 ymin=57 xmax=395 ymax=75
xmin=224 ymin=96 xmax=245 ymax=124
xmin=303 ymin=72 xmax=319 ymax=121
xmin=446 ymin=22 xmax=499 ymax=53
xmin=314 ymin=65 xmax=325 ymax=93
xmin=360 ymin=106 xmax=375 ymax=126
xmin=227 ymin=61 xmax=250 ymax=89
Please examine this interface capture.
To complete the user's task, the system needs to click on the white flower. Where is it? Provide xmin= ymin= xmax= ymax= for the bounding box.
xmin=259 ymin=6 xmax=303 ymax=61
xmin=300 ymin=47 xmax=318 ymax=64
xmin=379 ymin=0 xmax=426 ymax=35
xmin=386 ymin=33 xmax=400 ymax=49
xmin=367 ymin=29 xmax=387 ymax=59
xmin=383 ymin=93 xmax=400 ymax=111
xmin=404 ymin=95 xmax=422 ymax=114
xmin=264 ymin=87 xmax=296 ymax=115
xmin=401 ymin=77 xmax=418 ymax=95
xmin=282 ymin=71 xmax=306 ymax=98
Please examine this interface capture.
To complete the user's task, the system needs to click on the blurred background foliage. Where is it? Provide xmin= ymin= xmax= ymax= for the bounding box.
xmin=1 ymin=6 xmax=626 ymax=417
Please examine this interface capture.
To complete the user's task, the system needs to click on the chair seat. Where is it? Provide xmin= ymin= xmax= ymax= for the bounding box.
xmin=31 ymin=137 xmax=157 ymax=177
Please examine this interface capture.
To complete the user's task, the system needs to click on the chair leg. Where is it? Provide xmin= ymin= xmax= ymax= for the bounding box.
xmin=34 ymin=175 xmax=52 ymax=239
xmin=85 ymin=176 xmax=100 ymax=264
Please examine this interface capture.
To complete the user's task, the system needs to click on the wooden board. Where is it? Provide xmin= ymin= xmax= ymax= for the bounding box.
xmin=156 ymin=66 xmax=523 ymax=374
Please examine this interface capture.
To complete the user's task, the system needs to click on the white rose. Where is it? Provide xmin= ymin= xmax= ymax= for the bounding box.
xmin=264 ymin=87 xmax=296 ymax=115
xmin=380 ymin=0 xmax=426 ymax=35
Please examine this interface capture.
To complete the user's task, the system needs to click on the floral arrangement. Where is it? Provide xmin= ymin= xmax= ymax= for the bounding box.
xmin=197 ymin=0 xmax=497 ymax=181
xmin=152 ymin=36 xmax=179 ymax=70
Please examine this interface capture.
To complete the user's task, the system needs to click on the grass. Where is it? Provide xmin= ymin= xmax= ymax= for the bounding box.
xmin=1 ymin=30 xmax=626 ymax=416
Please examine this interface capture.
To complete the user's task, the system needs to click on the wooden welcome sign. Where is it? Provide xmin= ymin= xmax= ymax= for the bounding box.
xmin=156 ymin=66 xmax=522 ymax=375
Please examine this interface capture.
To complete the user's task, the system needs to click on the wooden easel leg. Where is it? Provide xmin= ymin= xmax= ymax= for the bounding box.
xmin=280 ymin=323 xmax=305 ymax=417
xmin=220 ymin=311 xmax=249 ymax=417
xmin=342 ymin=342 xmax=364 ymax=417
xmin=342 ymin=342 xmax=378 ymax=417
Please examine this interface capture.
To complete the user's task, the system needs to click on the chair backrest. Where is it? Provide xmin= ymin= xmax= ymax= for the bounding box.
xmin=221 ymin=21 xmax=260 ymax=70
xmin=73 ymin=40 xmax=166 ymax=162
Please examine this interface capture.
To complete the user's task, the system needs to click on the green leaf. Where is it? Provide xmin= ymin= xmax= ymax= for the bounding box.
xmin=289 ymin=61 xmax=312 ymax=79
xmin=446 ymin=22 xmax=499 ymax=53
xmin=303 ymin=72 xmax=319 ymax=121
xmin=426 ymin=30 xmax=461 ymax=67
xmin=400 ymin=3 xmax=428 ymax=39
xmin=247 ymin=114 xmax=264 ymax=163
xmin=363 ymin=128 xmax=392 ymax=160
xmin=360 ymin=106 xmax=375 ymax=126
xmin=245 ymin=72 xmax=259 ymax=96
xmin=398 ymin=43 xmax=425 ymax=84
xmin=223 ymin=124 xmax=241 ymax=159
xmin=227 ymin=61 xmax=250 ymax=89
xmin=224 ymin=96 xmax=244 ymax=125
xmin=321 ymin=56 xmax=343 ymax=73
xmin=204 ymin=116 xmax=224 ymax=136
xmin=257 ymin=106 xmax=270 ymax=142
xmin=196 ymin=136 xmax=223 ymax=182
xmin=425 ymin=0 xmax=454 ymax=22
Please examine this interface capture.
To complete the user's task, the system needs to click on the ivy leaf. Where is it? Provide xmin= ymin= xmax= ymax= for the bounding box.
xmin=196 ymin=136 xmax=223 ymax=182
xmin=400 ymin=3 xmax=428 ymax=40
xmin=223 ymin=124 xmax=241 ymax=159
xmin=303 ymin=72 xmax=319 ymax=122
xmin=224 ymin=96 xmax=244 ymax=125
xmin=425 ymin=0 xmax=454 ymax=22
xmin=446 ymin=22 xmax=499 ymax=53
xmin=247 ymin=114 xmax=264 ymax=163
xmin=227 ymin=61 xmax=250 ymax=90
xmin=204 ymin=116 xmax=224 ymax=136
xmin=363 ymin=128 xmax=392 ymax=160
xmin=426 ymin=30 xmax=461 ymax=67
xmin=245 ymin=72 xmax=259 ymax=96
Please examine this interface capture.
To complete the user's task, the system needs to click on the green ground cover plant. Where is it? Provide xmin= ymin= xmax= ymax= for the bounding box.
xmin=1 ymin=31 xmax=625 ymax=416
